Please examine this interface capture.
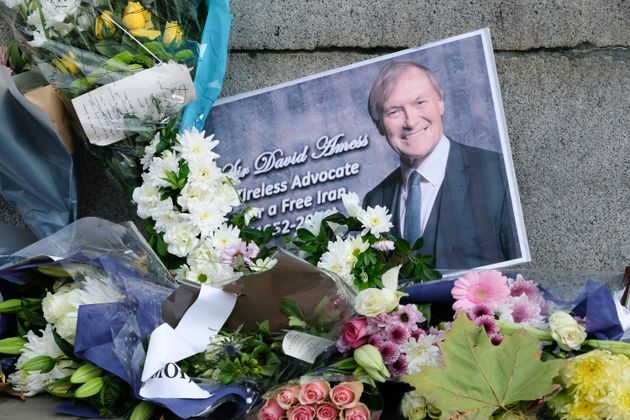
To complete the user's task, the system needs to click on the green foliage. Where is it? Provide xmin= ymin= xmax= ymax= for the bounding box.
xmin=404 ymin=316 xmax=564 ymax=419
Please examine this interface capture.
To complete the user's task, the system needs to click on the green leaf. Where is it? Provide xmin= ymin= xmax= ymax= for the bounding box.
xmin=403 ymin=316 xmax=564 ymax=419
xmin=279 ymin=299 xmax=304 ymax=321
xmin=53 ymin=329 xmax=75 ymax=359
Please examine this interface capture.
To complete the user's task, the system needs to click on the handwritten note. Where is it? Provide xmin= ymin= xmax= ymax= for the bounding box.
xmin=282 ymin=330 xmax=334 ymax=364
xmin=71 ymin=62 xmax=195 ymax=146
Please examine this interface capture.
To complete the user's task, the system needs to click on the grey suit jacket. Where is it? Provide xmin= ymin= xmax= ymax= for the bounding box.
xmin=363 ymin=140 xmax=520 ymax=269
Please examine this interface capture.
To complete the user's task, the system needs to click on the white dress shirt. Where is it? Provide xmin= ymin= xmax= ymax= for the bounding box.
xmin=399 ymin=136 xmax=450 ymax=233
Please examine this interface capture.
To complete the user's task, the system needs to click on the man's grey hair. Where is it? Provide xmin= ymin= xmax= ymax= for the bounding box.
xmin=367 ymin=61 xmax=445 ymax=134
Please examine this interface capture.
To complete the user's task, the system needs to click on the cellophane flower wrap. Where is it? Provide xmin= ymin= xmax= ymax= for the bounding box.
xmin=0 ymin=0 xmax=231 ymax=190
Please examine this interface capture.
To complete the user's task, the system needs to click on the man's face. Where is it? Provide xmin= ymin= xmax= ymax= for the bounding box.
xmin=381 ymin=67 xmax=445 ymax=165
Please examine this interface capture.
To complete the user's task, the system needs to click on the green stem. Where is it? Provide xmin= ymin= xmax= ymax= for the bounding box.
xmin=497 ymin=321 xmax=553 ymax=341
xmin=583 ymin=339 xmax=630 ymax=356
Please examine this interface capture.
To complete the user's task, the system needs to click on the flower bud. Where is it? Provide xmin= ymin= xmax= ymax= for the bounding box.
xmin=142 ymin=9 xmax=154 ymax=29
xmin=130 ymin=401 xmax=155 ymax=420
xmin=122 ymin=2 xmax=146 ymax=30
xmin=70 ymin=362 xmax=104 ymax=384
xmin=0 ymin=336 xmax=27 ymax=355
xmin=47 ymin=380 xmax=74 ymax=398
xmin=52 ymin=52 xmax=80 ymax=76
xmin=353 ymin=344 xmax=390 ymax=382
xmin=163 ymin=21 xmax=183 ymax=48
xmin=95 ymin=10 xmax=117 ymax=40
xmin=22 ymin=355 xmax=56 ymax=373
xmin=74 ymin=376 xmax=104 ymax=398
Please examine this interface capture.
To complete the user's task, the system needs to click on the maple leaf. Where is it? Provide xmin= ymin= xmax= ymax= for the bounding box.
xmin=403 ymin=316 xmax=564 ymax=419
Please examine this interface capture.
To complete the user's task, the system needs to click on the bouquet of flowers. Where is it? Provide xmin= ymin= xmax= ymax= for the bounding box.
xmin=398 ymin=269 xmax=630 ymax=419
xmin=257 ymin=376 xmax=382 ymax=420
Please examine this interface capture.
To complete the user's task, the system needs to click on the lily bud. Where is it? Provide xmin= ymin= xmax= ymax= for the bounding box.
xmin=22 ymin=355 xmax=56 ymax=373
xmin=0 ymin=336 xmax=27 ymax=355
xmin=71 ymin=362 xmax=104 ymax=384
xmin=74 ymin=376 xmax=104 ymax=398
xmin=122 ymin=2 xmax=146 ymax=30
xmin=353 ymin=344 xmax=390 ymax=382
xmin=95 ymin=10 xmax=117 ymax=40
xmin=163 ymin=21 xmax=183 ymax=48
xmin=130 ymin=401 xmax=155 ymax=420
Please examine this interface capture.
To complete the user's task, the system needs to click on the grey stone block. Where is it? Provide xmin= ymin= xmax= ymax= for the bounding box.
xmin=230 ymin=0 xmax=630 ymax=50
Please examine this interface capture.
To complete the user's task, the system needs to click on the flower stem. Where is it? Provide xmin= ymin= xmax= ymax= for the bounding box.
xmin=497 ymin=321 xmax=553 ymax=341
xmin=583 ymin=339 xmax=630 ymax=356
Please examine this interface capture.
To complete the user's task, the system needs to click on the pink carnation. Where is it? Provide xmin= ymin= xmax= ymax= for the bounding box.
xmin=452 ymin=270 xmax=510 ymax=312
xmin=508 ymin=275 xmax=541 ymax=300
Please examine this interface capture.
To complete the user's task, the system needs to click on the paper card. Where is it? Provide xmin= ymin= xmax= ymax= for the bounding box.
xmin=282 ymin=330 xmax=335 ymax=364
xmin=71 ymin=62 xmax=195 ymax=146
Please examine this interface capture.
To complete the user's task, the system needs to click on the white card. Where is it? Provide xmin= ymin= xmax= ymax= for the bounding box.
xmin=71 ymin=62 xmax=195 ymax=146
xmin=140 ymin=362 xmax=210 ymax=399
xmin=282 ymin=330 xmax=334 ymax=364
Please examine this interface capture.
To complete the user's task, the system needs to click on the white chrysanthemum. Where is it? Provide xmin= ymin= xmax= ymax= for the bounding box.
xmin=140 ymin=133 xmax=161 ymax=170
xmin=302 ymin=209 xmax=336 ymax=235
xmin=209 ymin=224 xmax=242 ymax=251
xmin=318 ymin=238 xmax=354 ymax=286
xmin=163 ymin=219 xmax=201 ymax=257
xmin=345 ymin=234 xmax=370 ymax=258
xmin=178 ymin=260 xmax=240 ymax=286
xmin=190 ymin=205 xmax=226 ymax=238
xmin=250 ymin=257 xmax=277 ymax=272
xmin=177 ymin=181 xmax=212 ymax=212
xmin=42 ymin=275 xmax=123 ymax=344
xmin=146 ymin=150 xmax=179 ymax=188
xmin=357 ymin=205 xmax=393 ymax=238
xmin=400 ymin=335 xmax=442 ymax=375
xmin=154 ymin=209 xmax=182 ymax=234
xmin=187 ymin=159 xmax=223 ymax=184
xmin=8 ymin=324 xmax=77 ymax=396
xmin=341 ymin=192 xmax=362 ymax=217
xmin=132 ymin=182 xmax=161 ymax=219
xmin=214 ymin=181 xmax=241 ymax=209
xmin=175 ymin=128 xmax=219 ymax=165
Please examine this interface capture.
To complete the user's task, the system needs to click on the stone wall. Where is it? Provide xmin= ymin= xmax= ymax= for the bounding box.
xmin=1 ymin=0 xmax=629 ymax=271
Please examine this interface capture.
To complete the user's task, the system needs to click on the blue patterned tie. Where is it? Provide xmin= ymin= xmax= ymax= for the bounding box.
xmin=403 ymin=171 xmax=422 ymax=244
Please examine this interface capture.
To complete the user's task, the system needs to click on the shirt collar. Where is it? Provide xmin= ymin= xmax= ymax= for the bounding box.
xmin=401 ymin=135 xmax=450 ymax=187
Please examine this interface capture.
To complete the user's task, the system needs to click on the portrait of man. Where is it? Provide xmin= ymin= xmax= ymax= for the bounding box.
xmin=363 ymin=60 xmax=521 ymax=269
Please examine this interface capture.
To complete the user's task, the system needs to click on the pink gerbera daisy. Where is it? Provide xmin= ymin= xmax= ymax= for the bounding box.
xmin=452 ymin=270 xmax=510 ymax=312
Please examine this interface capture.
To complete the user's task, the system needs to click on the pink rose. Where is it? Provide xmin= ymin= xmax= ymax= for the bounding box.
xmin=276 ymin=385 xmax=300 ymax=409
xmin=258 ymin=397 xmax=286 ymax=420
xmin=288 ymin=404 xmax=317 ymax=420
xmin=316 ymin=402 xmax=340 ymax=420
xmin=340 ymin=317 xmax=370 ymax=350
xmin=330 ymin=382 xmax=363 ymax=409
xmin=298 ymin=381 xmax=331 ymax=405
xmin=343 ymin=402 xmax=371 ymax=420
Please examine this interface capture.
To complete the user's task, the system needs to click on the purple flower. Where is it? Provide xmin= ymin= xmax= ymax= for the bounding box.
xmin=369 ymin=334 xmax=385 ymax=348
xmin=507 ymin=295 xmax=545 ymax=327
xmin=394 ymin=304 xmax=425 ymax=326
xmin=377 ymin=341 xmax=400 ymax=365
xmin=389 ymin=354 xmax=409 ymax=376
xmin=372 ymin=240 xmax=395 ymax=252
xmin=474 ymin=315 xmax=499 ymax=336
xmin=409 ymin=326 xmax=425 ymax=340
xmin=385 ymin=323 xmax=410 ymax=345
xmin=367 ymin=313 xmax=393 ymax=334
xmin=467 ymin=303 xmax=494 ymax=319
xmin=490 ymin=334 xmax=504 ymax=346
xmin=220 ymin=240 xmax=260 ymax=264
xmin=508 ymin=275 xmax=541 ymax=300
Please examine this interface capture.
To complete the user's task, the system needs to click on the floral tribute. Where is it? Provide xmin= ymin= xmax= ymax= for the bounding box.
xmin=132 ymin=125 xmax=276 ymax=286
xmin=258 ymin=379 xmax=374 ymax=420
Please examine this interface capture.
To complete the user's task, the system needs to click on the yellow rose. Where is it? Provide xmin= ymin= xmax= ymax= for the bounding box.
xmin=122 ymin=2 xmax=146 ymax=30
xmin=163 ymin=21 xmax=183 ymax=48
xmin=142 ymin=8 xmax=154 ymax=29
xmin=95 ymin=10 xmax=117 ymax=40
xmin=52 ymin=52 xmax=80 ymax=76
xmin=130 ymin=28 xmax=161 ymax=40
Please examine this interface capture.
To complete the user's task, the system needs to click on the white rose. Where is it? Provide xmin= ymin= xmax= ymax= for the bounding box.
xmin=355 ymin=288 xmax=403 ymax=316
xmin=548 ymin=311 xmax=586 ymax=351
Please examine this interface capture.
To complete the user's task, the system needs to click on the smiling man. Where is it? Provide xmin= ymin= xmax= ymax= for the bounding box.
xmin=363 ymin=61 xmax=520 ymax=270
